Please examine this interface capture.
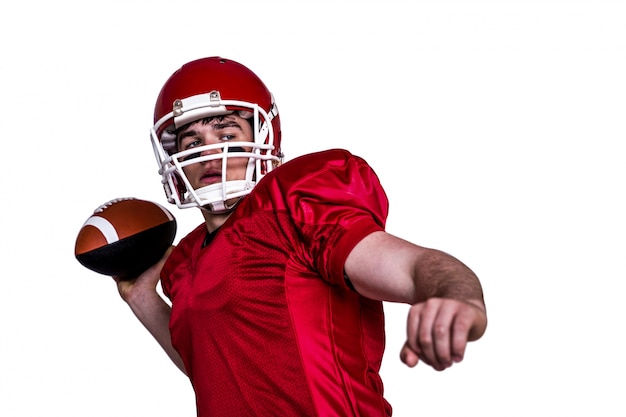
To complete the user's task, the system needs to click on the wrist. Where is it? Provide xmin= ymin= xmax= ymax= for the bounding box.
xmin=120 ymin=282 xmax=159 ymax=307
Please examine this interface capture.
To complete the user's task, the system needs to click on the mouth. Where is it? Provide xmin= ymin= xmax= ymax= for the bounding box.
xmin=199 ymin=170 xmax=222 ymax=185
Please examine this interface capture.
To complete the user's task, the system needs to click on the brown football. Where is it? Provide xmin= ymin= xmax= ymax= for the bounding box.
xmin=75 ymin=197 xmax=177 ymax=279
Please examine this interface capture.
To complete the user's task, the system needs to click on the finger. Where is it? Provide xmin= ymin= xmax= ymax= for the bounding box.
xmin=399 ymin=341 xmax=419 ymax=368
xmin=404 ymin=305 xmax=426 ymax=366
xmin=407 ymin=300 xmax=438 ymax=369
xmin=449 ymin=306 xmax=475 ymax=363
xmin=430 ymin=303 xmax=456 ymax=370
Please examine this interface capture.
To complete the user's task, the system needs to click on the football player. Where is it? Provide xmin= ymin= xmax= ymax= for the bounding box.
xmin=115 ymin=57 xmax=487 ymax=416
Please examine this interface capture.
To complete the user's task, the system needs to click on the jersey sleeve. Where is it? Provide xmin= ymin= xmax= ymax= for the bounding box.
xmin=280 ymin=149 xmax=389 ymax=286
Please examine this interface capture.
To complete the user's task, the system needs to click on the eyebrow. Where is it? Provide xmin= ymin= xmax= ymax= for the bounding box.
xmin=178 ymin=120 xmax=244 ymax=142
xmin=178 ymin=130 xmax=200 ymax=142
xmin=212 ymin=120 xmax=243 ymax=130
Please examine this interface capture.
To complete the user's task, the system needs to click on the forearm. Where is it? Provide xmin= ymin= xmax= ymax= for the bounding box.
xmin=124 ymin=288 xmax=187 ymax=374
xmin=346 ymin=231 xmax=487 ymax=369
xmin=346 ymin=232 xmax=485 ymax=307
xmin=413 ymin=248 xmax=485 ymax=306
xmin=410 ymin=248 xmax=487 ymax=342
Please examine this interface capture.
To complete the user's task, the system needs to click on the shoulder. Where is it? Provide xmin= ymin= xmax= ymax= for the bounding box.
xmin=161 ymin=222 xmax=205 ymax=298
xmin=244 ymin=148 xmax=389 ymax=226
xmin=259 ymin=148 xmax=381 ymax=194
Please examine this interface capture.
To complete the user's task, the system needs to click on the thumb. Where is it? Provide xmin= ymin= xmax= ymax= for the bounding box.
xmin=400 ymin=341 xmax=420 ymax=368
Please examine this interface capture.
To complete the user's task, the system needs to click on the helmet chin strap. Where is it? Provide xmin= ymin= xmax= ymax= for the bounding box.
xmin=200 ymin=198 xmax=241 ymax=214
xmin=189 ymin=180 xmax=253 ymax=214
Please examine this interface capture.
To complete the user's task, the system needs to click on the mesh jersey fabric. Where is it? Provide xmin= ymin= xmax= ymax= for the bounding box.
xmin=161 ymin=148 xmax=392 ymax=416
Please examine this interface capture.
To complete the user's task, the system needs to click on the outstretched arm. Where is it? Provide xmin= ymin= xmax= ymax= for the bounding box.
xmin=114 ymin=247 xmax=187 ymax=374
xmin=344 ymin=231 xmax=487 ymax=371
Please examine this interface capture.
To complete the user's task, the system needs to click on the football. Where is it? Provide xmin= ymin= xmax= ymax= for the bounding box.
xmin=75 ymin=197 xmax=177 ymax=279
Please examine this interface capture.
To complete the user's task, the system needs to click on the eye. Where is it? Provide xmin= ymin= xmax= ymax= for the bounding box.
xmin=182 ymin=138 xmax=202 ymax=150
xmin=220 ymin=134 xmax=236 ymax=141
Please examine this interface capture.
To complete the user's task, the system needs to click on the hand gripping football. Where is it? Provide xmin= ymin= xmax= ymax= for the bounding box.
xmin=75 ymin=197 xmax=177 ymax=279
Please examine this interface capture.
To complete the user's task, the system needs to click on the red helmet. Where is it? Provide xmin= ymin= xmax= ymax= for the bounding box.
xmin=150 ymin=57 xmax=283 ymax=212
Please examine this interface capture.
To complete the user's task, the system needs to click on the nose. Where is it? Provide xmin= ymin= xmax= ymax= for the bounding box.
xmin=195 ymin=142 xmax=227 ymax=166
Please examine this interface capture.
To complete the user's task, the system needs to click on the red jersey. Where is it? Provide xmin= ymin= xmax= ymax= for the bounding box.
xmin=162 ymin=149 xmax=392 ymax=416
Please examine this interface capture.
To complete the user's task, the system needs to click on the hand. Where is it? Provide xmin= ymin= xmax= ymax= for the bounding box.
xmin=113 ymin=246 xmax=174 ymax=304
xmin=400 ymin=297 xmax=487 ymax=371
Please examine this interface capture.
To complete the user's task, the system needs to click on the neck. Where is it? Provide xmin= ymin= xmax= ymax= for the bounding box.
xmin=201 ymin=210 xmax=233 ymax=233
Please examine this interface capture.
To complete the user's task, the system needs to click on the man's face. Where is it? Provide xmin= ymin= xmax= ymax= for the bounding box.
xmin=176 ymin=114 xmax=254 ymax=191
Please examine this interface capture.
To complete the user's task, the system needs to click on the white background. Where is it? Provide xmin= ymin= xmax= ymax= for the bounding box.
xmin=1 ymin=0 xmax=624 ymax=416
